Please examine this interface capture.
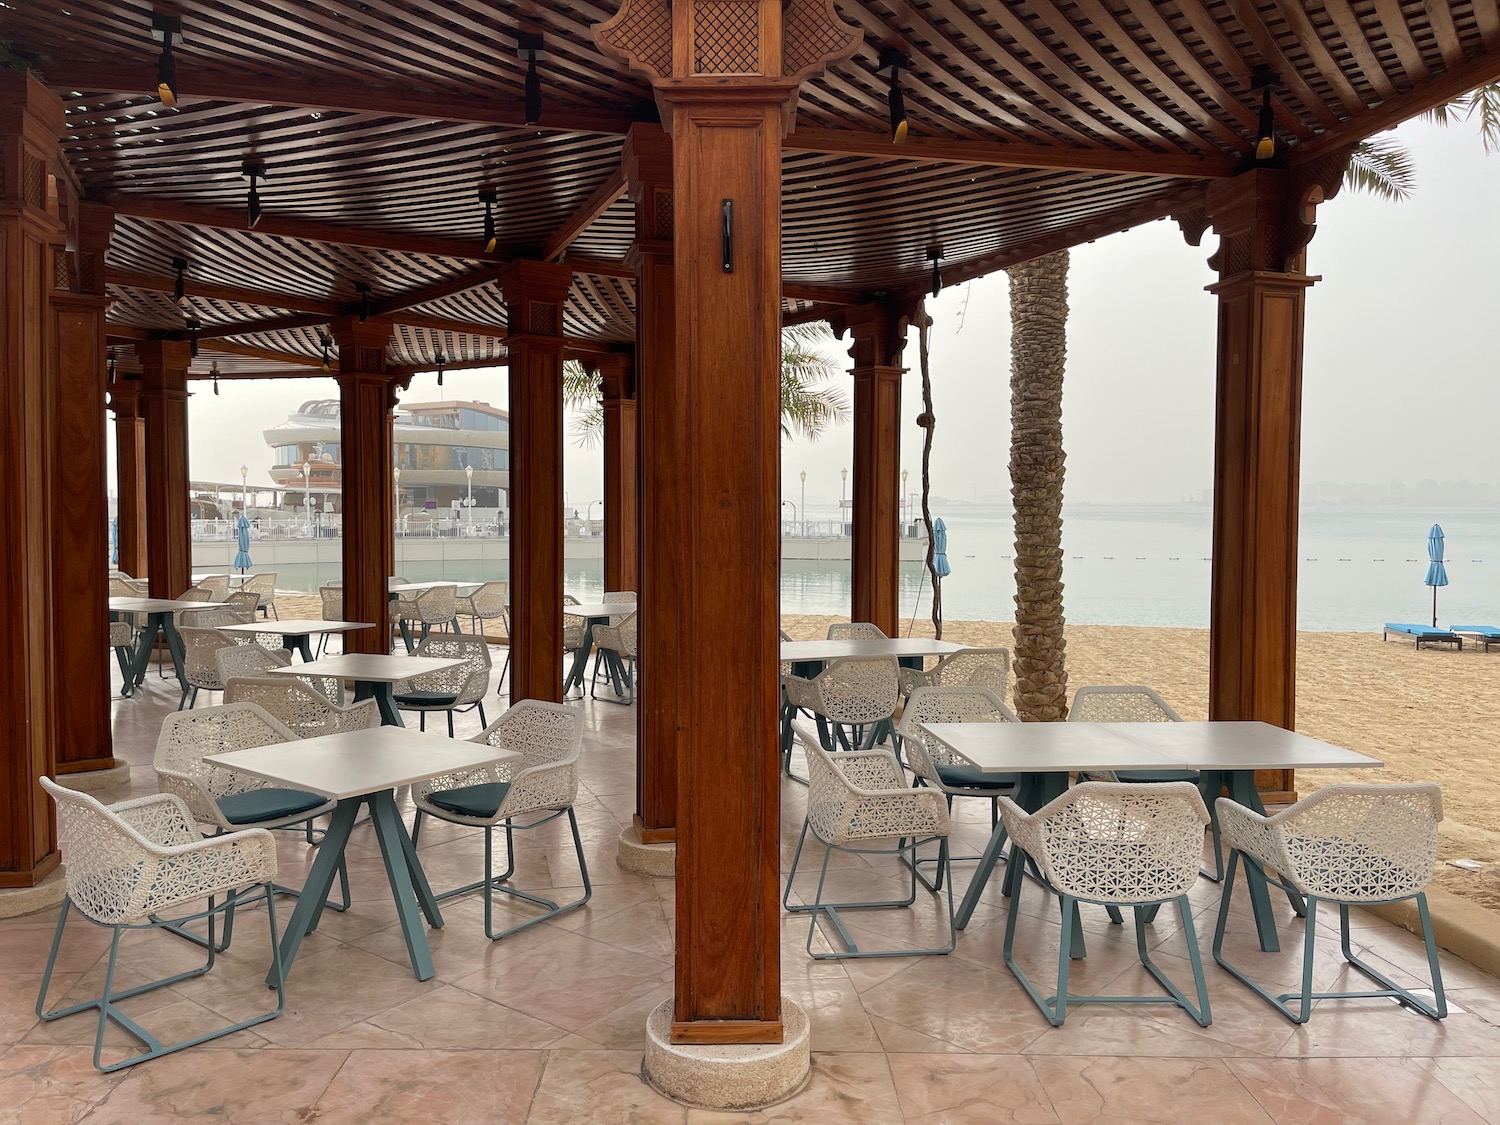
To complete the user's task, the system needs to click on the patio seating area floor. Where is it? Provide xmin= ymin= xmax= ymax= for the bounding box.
xmin=4 ymin=670 xmax=1499 ymax=1123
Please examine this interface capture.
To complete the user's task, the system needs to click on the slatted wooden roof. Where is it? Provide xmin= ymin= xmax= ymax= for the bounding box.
xmin=9 ymin=0 xmax=1500 ymax=375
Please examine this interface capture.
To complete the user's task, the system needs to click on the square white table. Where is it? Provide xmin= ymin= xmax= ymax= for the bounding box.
xmin=219 ymin=618 xmax=374 ymax=662
xmin=108 ymin=597 xmax=231 ymax=697
xmin=389 ymin=582 xmax=482 ymax=651
xmin=207 ymin=728 xmax=519 ymax=982
xmin=563 ymin=601 xmax=638 ymax=695
xmin=270 ymin=653 xmax=466 ymax=726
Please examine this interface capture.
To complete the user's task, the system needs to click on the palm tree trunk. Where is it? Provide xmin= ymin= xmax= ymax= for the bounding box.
xmin=1008 ymin=251 xmax=1069 ymax=721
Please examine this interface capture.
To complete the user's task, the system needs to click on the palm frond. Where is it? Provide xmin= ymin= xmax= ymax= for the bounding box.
xmin=1343 ymin=137 xmax=1417 ymax=201
xmin=1423 ymin=82 xmax=1500 ymax=154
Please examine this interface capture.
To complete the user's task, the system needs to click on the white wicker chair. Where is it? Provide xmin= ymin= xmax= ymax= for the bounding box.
xmin=223 ymin=676 xmax=380 ymax=738
xmin=216 ymin=643 xmax=291 ymax=682
xmin=896 ymin=686 xmax=1019 ymax=891
xmin=458 ymin=579 xmax=507 ymax=635
xmin=197 ymin=574 xmax=231 ymax=600
xmin=781 ymin=654 xmax=899 ymax=760
xmin=224 ymin=590 xmax=261 ymax=619
xmin=242 ymin=572 xmax=278 ymax=618
xmin=36 ymin=778 xmax=284 ymax=1071
xmin=394 ymin=634 xmax=491 ymax=734
xmin=178 ymin=606 xmax=248 ymax=629
xmin=898 ymin=647 xmax=1010 ymax=700
xmin=1212 ymin=783 xmax=1446 ymax=1022
xmin=997 ymin=782 xmax=1212 ymax=1027
xmin=177 ymin=586 xmax=213 ymax=602
xmin=317 ymin=584 xmax=344 ymax=656
xmin=109 ymin=617 xmax=137 ymax=693
xmin=403 ymin=584 xmax=460 ymax=650
xmin=826 ymin=621 xmax=887 ymax=641
xmin=177 ymin=626 xmax=241 ymax=709
xmin=589 ymin=610 xmax=638 ymax=704
xmin=410 ymin=700 xmax=590 ymax=940
xmin=1069 ymin=685 xmax=1199 ymax=784
xmin=782 ymin=721 xmax=954 ymax=959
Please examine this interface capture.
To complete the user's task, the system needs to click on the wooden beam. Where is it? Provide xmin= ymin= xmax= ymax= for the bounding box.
xmin=1289 ymin=47 xmax=1500 ymax=165
xmin=197 ymin=339 xmax=325 ymax=367
xmin=197 ymin=312 xmax=329 ymax=341
xmin=392 ymin=312 xmax=506 ymax=339
xmin=371 ymin=267 xmax=497 ymax=317
xmin=186 ymin=368 xmax=332 ymax=380
xmin=782 ymin=282 xmax=864 ymax=305
xmin=47 ymin=62 xmax=650 ymax=135
xmin=106 ymin=269 xmax=342 ymax=316
xmin=542 ymin=169 xmax=628 ymax=261
xmin=563 ymin=254 xmax=636 ymax=279
xmin=390 ymin=355 xmax=509 ymax=376
xmin=780 ymin=304 xmax=834 ymax=327
xmin=783 ymin=126 xmax=1239 ymax=179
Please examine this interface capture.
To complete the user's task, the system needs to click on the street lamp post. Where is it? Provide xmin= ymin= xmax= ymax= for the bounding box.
xmin=799 ymin=470 xmax=806 ymax=537
xmin=586 ymin=499 xmax=602 ymax=525
xmin=393 ymin=466 xmax=401 ymax=534
xmin=781 ymin=499 xmax=796 ymax=531
xmin=465 ymin=463 xmax=474 ymax=529
xmin=302 ymin=461 xmax=312 ymax=536
xmin=901 ymin=468 xmax=909 ymax=528
xmin=240 ymin=463 xmax=248 ymax=514
xmin=840 ymin=467 xmax=848 ymax=536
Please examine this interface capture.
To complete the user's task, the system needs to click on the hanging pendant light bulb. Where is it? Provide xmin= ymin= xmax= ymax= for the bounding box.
xmin=479 ymin=189 xmax=498 ymax=253
xmin=319 ymin=332 xmax=332 ymax=372
xmin=151 ymin=13 xmax=182 ymax=108
xmin=436 ymin=349 xmax=446 ymax=387
xmin=241 ymin=162 xmax=267 ymax=229
xmin=185 ymin=316 xmax=201 ymax=358
xmin=210 ymin=359 xmax=221 ymax=396
xmin=879 ymin=47 xmax=910 ymax=144
xmin=1251 ymin=66 xmax=1280 ymax=162
xmin=354 ymin=282 xmax=372 ymax=323
xmin=170 ymin=256 xmax=188 ymax=306
xmin=106 ymin=348 xmax=118 ymax=385
xmin=927 ymin=246 xmax=943 ymax=298
xmin=518 ymin=32 xmax=545 ymax=125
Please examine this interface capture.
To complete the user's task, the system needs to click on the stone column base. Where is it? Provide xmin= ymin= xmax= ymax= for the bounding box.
xmin=0 ymin=867 xmax=67 ymax=920
xmin=53 ymin=763 xmax=132 ymax=792
xmin=617 ymin=824 xmax=675 ymax=878
xmin=642 ymin=997 xmax=810 ymax=1110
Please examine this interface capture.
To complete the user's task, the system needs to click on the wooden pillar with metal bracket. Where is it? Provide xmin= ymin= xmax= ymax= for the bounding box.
xmin=137 ymin=338 xmax=193 ymax=601
xmin=595 ymin=350 xmax=638 ymax=593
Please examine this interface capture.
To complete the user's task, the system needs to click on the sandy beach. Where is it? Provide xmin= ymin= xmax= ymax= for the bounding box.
xmin=276 ymin=593 xmax=1500 ymax=909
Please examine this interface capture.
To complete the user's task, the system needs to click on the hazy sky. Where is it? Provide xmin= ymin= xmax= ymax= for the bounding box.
xmin=169 ymin=116 xmax=1500 ymax=513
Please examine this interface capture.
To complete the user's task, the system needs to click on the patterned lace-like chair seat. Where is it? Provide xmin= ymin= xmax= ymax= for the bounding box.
xmin=242 ymin=573 xmax=278 ymax=619
xmin=223 ymin=676 xmax=380 ymax=738
xmin=782 ymin=654 xmax=899 ymax=751
xmin=177 ymin=627 xmax=243 ymax=709
xmin=998 ymin=782 xmax=1212 ymax=1027
xmin=1213 ymin=783 xmax=1447 ymax=1023
xmin=410 ymin=700 xmax=590 ymax=940
xmin=897 ymin=647 xmax=1010 ymax=700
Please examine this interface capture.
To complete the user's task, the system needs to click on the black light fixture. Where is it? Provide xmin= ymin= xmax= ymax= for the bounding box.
xmin=879 ymin=47 xmax=910 ymax=144
xmin=319 ymin=332 xmax=332 ymax=372
xmin=185 ymin=316 xmax=201 ymax=358
xmin=1251 ymin=65 xmax=1279 ymax=162
xmin=518 ymin=31 xmax=545 ymax=125
xmin=106 ymin=348 xmax=118 ymax=385
xmin=151 ymin=13 xmax=182 ymax=108
xmin=435 ymin=349 xmax=446 ymax=387
xmin=927 ymin=245 xmax=943 ymax=297
xmin=210 ymin=359 xmax=221 ymax=395
xmin=170 ymin=256 xmax=188 ymax=306
xmin=479 ymin=188 xmax=498 ymax=253
xmin=241 ymin=162 xmax=266 ymax=229
xmin=354 ymin=282 xmax=372 ymax=323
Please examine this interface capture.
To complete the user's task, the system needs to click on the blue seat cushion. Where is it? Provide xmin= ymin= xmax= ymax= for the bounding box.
xmin=1115 ymin=769 xmax=1201 ymax=783
xmin=394 ymin=690 xmax=460 ymax=707
xmin=428 ymin=782 xmax=512 ymax=819
xmin=217 ymin=787 xmax=328 ymax=825
xmin=935 ymin=764 xmax=1015 ymax=790
xmin=1450 ymin=625 xmax=1500 ymax=637
xmin=1384 ymin=623 xmax=1457 ymax=638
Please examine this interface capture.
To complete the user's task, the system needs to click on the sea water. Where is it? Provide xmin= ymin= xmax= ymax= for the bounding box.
xmin=261 ymin=504 xmax=1499 ymax=633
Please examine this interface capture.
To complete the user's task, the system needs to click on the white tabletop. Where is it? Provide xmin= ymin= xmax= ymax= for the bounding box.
xmin=782 ymin=638 xmax=965 ymax=662
xmin=205 ymin=727 xmax=520 ymax=801
xmin=1102 ymin=721 xmax=1384 ymax=771
xmin=267 ymin=653 xmax=467 ymax=683
xmin=220 ymin=619 xmax=375 ymax=637
xmin=109 ymin=597 xmax=231 ymax=613
xmin=191 ymin=573 xmax=249 ymax=585
xmin=919 ymin=721 xmax=1188 ymax=775
xmin=389 ymin=580 xmax=482 ymax=593
xmin=567 ymin=602 xmax=637 ymax=618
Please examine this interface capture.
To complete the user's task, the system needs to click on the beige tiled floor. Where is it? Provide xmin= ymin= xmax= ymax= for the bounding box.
xmin=4 ymin=657 xmax=1500 ymax=1124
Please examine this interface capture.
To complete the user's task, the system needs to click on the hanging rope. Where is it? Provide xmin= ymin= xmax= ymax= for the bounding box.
xmin=914 ymin=304 xmax=943 ymax=640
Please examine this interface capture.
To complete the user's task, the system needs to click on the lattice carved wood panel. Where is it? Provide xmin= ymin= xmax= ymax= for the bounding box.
xmin=693 ymin=1 xmax=763 ymax=75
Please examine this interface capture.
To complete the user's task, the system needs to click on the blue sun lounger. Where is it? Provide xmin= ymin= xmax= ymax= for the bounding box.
xmin=1382 ymin=623 xmax=1463 ymax=650
xmin=1449 ymin=626 xmax=1500 ymax=653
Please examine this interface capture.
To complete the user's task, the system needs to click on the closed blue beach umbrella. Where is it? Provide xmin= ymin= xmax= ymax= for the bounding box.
xmin=233 ymin=513 xmax=254 ymax=574
xmin=110 ymin=516 xmax=118 ymax=566
xmin=1424 ymin=523 xmax=1447 ymax=628
xmin=932 ymin=517 xmax=952 ymax=577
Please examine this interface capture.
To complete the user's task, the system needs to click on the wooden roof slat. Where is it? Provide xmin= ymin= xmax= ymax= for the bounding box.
xmin=1320 ymin=0 xmax=1401 ymax=100
xmin=1198 ymin=0 xmax=1344 ymax=129
xmin=1256 ymin=0 xmax=1368 ymax=113
xmin=105 ymin=268 xmax=341 ymax=316
xmin=542 ymin=169 xmax=628 ymax=261
xmin=1368 ymin=0 xmax=1434 ymax=83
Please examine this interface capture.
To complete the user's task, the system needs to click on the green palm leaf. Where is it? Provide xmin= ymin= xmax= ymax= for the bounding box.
xmin=1344 ymin=137 xmax=1417 ymax=201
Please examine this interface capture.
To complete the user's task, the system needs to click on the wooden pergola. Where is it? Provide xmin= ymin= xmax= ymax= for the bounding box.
xmin=4 ymin=0 xmax=1498 ymax=1049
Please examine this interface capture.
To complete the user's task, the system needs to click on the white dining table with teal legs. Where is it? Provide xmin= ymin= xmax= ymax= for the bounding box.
xmin=109 ymin=596 xmax=230 ymax=698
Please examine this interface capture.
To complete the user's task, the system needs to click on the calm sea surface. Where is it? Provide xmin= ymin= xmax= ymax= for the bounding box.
xmin=270 ymin=504 xmax=1499 ymax=632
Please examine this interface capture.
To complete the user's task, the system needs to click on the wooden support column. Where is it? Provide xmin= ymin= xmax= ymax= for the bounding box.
xmin=499 ymin=260 xmax=572 ymax=704
xmin=624 ymin=123 xmax=680 ymax=843
xmin=0 ymin=73 xmax=64 ymax=887
xmin=1190 ymin=154 xmax=1351 ymax=799
xmin=110 ymin=381 xmax=149 ymax=578
xmin=595 ymin=350 xmax=638 ymax=592
xmin=599 ymin=0 xmax=858 ymax=1048
xmin=332 ymin=317 xmax=401 ymax=655
xmin=833 ymin=300 xmax=914 ymax=637
xmin=50 ymin=202 xmax=116 ymax=775
xmin=137 ymin=338 xmax=192 ymax=600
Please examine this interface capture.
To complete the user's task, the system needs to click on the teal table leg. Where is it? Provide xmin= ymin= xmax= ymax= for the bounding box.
xmin=400 ymin=618 xmax=415 ymax=653
xmin=564 ymin=620 xmax=600 ymax=695
xmin=368 ymin=791 xmax=437 ymax=981
xmin=1224 ymin=770 xmax=1305 ymax=949
xmin=282 ymin=633 xmax=314 ymax=662
xmin=268 ymin=798 xmax=360 ymax=986
xmin=161 ymin=615 xmax=188 ymax=691
xmin=122 ymin=613 xmax=165 ymax=695
xmin=353 ymin=680 xmax=404 ymax=726
xmin=393 ymin=801 xmax=443 ymax=929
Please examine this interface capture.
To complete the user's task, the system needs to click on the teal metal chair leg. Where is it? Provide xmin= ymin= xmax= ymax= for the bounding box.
xmin=37 ymin=890 xmax=285 ymax=1073
xmin=1213 ymin=851 xmax=1446 ymax=1023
